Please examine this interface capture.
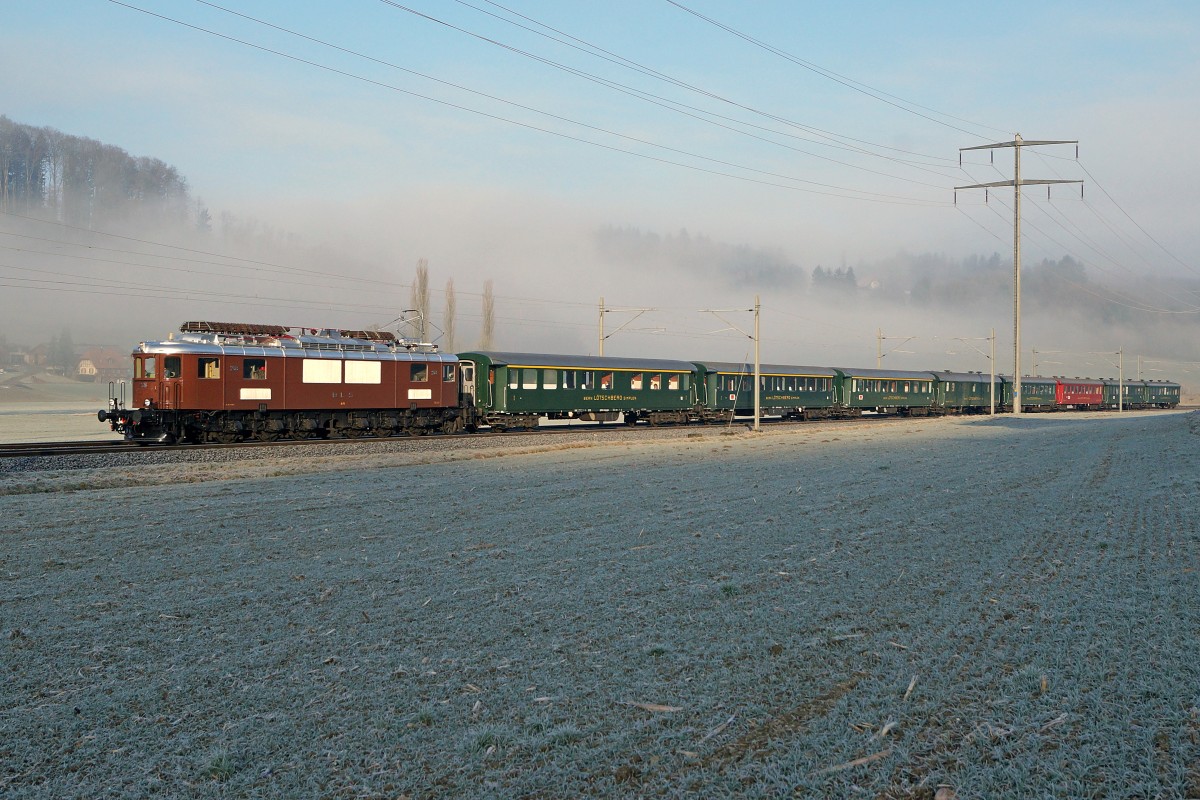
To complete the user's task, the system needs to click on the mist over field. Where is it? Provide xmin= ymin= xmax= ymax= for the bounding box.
xmin=0 ymin=103 xmax=1195 ymax=388
xmin=3 ymin=182 xmax=1196 ymax=385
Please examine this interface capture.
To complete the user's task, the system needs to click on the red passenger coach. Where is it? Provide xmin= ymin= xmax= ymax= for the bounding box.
xmin=102 ymin=322 xmax=472 ymax=443
xmin=1055 ymin=378 xmax=1104 ymax=410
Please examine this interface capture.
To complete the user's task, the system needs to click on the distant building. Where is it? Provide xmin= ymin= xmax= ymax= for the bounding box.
xmin=77 ymin=348 xmax=128 ymax=383
xmin=25 ymin=344 xmax=48 ymax=367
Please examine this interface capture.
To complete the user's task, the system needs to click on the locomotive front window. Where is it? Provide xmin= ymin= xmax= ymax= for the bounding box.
xmin=411 ymin=364 xmax=429 ymax=382
xmin=199 ymin=357 xmax=220 ymax=379
xmin=164 ymin=356 xmax=181 ymax=379
xmin=136 ymin=357 xmax=156 ymax=379
xmin=244 ymin=359 xmax=267 ymax=380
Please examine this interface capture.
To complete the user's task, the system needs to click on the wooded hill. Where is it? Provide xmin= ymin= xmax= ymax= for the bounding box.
xmin=0 ymin=115 xmax=194 ymax=228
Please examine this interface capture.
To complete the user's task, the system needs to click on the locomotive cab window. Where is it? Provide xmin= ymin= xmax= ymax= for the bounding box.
xmin=411 ymin=364 xmax=429 ymax=382
xmin=136 ymin=357 xmax=156 ymax=380
xmin=199 ymin=357 xmax=220 ymax=379
xmin=244 ymin=359 xmax=267 ymax=380
xmin=164 ymin=356 xmax=181 ymax=379
xmin=443 ymin=364 xmax=456 ymax=382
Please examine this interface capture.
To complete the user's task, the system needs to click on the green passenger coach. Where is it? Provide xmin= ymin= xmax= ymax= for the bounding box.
xmin=456 ymin=351 xmax=697 ymax=429
xmin=998 ymin=376 xmax=1056 ymax=412
xmin=931 ymin=371 xmax=1000 ymax=414
xmin=691 ymin=361 xmax=841 ymax=421
xmin=834 ymin=367 xmax=937 ymax=415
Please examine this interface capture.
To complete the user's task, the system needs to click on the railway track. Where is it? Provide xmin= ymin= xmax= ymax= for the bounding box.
xmin=8 ymin=408 xmax=1185 ymax=460
xmin=0 ymin=414 xmax=906 ymax=460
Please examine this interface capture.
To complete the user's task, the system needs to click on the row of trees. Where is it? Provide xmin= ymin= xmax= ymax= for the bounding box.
xmin=0 ymin=115 xmax=192 ymax=228
xmin=406 ymin=259 xmax=494 ymax=351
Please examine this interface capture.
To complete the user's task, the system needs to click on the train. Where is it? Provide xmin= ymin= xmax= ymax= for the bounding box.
xmin=97 ymin=321 xmax=1182 ymax=444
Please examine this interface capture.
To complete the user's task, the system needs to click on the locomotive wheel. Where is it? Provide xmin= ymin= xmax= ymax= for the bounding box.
xmin=370 ymin=427 xmax=391 ymax=438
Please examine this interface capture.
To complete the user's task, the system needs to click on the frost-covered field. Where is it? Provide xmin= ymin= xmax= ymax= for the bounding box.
xmin=2 ymin=412 xmax=1198 ymax=798
xmin=0 ymin=403 xmax=123 ymax=444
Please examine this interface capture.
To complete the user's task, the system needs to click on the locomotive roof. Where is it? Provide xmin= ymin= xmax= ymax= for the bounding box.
xmin=691 ymin=361 xmax=837 ymax=377
xmin=458 ymin=351 xmax=696 ymax=371
xmin=136 ymin=335 xmax=458 ymax=362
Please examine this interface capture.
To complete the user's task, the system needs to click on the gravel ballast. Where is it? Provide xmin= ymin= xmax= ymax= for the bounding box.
xmin=2 ymin=411 xmax=1198 ymax=798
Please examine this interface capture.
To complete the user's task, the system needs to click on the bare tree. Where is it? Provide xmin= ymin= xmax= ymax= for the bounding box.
xmin=410 ymin=258 xmax=430 ymax=341
xmin=443 ymin=278 xmax=456 ymax=353
xmin=480 ymin=279 xmax=494 ymax=349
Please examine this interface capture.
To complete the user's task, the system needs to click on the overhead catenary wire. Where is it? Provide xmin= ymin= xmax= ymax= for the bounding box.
xmin=402 ymin=0 xmax=966 ymax=173
xmin=111 ymin=1 xmax=946 ymax=206
xmin=663 ymin=0 xmax=1010 ymax=140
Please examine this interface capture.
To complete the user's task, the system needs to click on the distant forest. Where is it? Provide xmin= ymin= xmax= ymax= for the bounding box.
xmin=0 ymin=115 xmax=196 ymax=229
xmin=597 ymin=225 xmax=1200 ymax=326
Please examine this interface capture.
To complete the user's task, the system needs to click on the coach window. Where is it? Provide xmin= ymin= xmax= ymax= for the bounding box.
xmin=163 ymin=356 xmax=181 ymax=379
xmin=667 ymin=374 xmax=680 ymax=391
xmin=508 ymin=369 xmax=519 ymax=389
xmin=136 ymin=357 xmax=156 ymax=380
xmin=522 ymin=369 xmax=537 ymax=389
xmin=443 ymin=364 xmax=456 ymax=382
xmin=411 ymin=363 xmax=429 ymax=382
xmin=579 ymin=371 xmax=594 ymax=390
xmin=543 ymin=369 xmax=557 ymax=390
xmin=631 ymin=373 xmax=643 ymax=390
xmin=199 ymin=357 xmax=220 ymax=379
xmin=650 ymin=374 xmax=662 ymax=390
xmin=600 ymin=373 xmax=613 ymax=390
xmin=562 ymin=371 xmax=577 ymax=390
xmin=244 ymin=359 xmax=267 ymax=380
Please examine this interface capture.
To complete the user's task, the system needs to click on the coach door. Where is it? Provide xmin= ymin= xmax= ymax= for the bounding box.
xmin=460 ymin=362 xmax=476 ymax=404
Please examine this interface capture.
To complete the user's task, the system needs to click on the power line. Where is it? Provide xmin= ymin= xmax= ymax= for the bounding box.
xmin=443 ymin=0 xmax=964 ymax=170
xmin=664 ymin=0 xmax=1009 ymax=140
xmin=178 ymin=1 xmax=951 ymax=202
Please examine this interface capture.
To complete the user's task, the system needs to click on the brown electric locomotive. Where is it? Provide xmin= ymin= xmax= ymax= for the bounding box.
xmin=99 ymin=321 xmax=475 ymax=443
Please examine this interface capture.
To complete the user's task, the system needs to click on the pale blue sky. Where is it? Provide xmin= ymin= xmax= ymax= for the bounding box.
xmin=3 ymin=1 xmax=1198 ymax=364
